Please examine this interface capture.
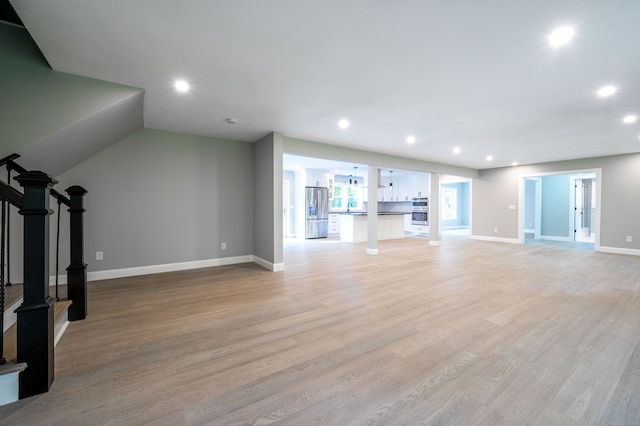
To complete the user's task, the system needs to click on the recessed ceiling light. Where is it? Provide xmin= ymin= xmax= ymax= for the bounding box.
xmin=406 ymin=135 xmax=416 ymax=144
xmin=338 ymin=119 xmax=350 ymax=129
xmin=486 ymin=155 xmax=493 ymax=161
xmin=623 ymin=115 xmax=638 ymax=124
xmin=452 ymin=147 xmax=461 ymax=154
xmin=512 ymin=161 xmax=519 ymax=166
xmin=597 ymin=85 xmax=617 ymax=97
xmin=549 ymin=26 xmax=574 ymax=47
xmin=174 ymin=80 xmax=190 ymax=92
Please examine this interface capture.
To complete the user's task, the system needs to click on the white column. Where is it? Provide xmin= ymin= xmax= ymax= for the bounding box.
xmin=429 ymin=172 xmax=440 ymax=246
xmin=367 ymin=165 xmax=378 ymax=255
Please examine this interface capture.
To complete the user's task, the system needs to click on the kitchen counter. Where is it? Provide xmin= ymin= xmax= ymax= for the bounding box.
xmin=339 ymin=213 xmax=405 ymax=242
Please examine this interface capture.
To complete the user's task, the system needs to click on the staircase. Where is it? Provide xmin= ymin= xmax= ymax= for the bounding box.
xmin=1 ymin=287 xmax=72 ymax=405
xmin=0 ymin=154 xmax=88 ymax=404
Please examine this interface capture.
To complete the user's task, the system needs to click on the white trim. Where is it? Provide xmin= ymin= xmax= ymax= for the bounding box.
xmin=429 ymin=240 xmax=440 ymax=246
xmin=540 ymin=235 xmax=571 ymax=242
xmin=254 ymin=256 xmax=284 ymax=272
xmin=366 ymin=248 xmax=379 ymax=255
xmin=470 ymin=235 xmax=520 ymax=244
xmin=598 ymin=246 xmax=640 ymax=257
xmin=87 ymin=255 xmax=255 ymax=281
xmin=54 ymin=317 xmax=70 ymax=347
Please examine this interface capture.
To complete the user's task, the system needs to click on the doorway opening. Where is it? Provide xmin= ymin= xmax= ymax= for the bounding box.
xmin=440 ymin=176 xmax=472 ymax=239
xmin=520 ymin=169 xmax=600 ymax=250
xmin=572 ymin=174 xmax=596 ymax=243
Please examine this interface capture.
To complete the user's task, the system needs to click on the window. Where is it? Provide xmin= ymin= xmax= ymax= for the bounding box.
xmin=331 ymin=185 xmax=343 ymax=209
xmin=331 ymin=182 xmax=362 ymax=210
xmin=442 ymin=187 xmax=457 ymax=220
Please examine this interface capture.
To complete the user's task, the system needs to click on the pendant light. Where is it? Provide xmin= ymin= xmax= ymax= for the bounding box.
xmin=353 ymin=167 xmax=358 ymax=187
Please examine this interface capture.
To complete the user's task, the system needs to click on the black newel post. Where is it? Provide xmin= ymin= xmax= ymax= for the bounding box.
xmin=14 ymin=171 xmax=56 ymax=399
xmin=65 ymin=185 xmax=87 ymax=321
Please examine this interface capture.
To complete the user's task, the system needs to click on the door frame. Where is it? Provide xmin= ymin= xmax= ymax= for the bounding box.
xmin=522 ymin=177 xmax=542 ymax=240
xmin=518 ymin=168 xmax=602 ymax=250
xmin=570 ymin=173 xmax=596 ymax=243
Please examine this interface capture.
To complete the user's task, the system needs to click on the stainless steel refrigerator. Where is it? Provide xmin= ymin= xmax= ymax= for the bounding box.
xmin=305 ymin=186 xmax=329 ymax=238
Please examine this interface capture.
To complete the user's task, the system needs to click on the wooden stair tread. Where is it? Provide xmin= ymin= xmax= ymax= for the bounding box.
xmin=54 ymin=300 xmax=72 ymax=324
xmin=2 ymin=300 xmax=73 ymax=363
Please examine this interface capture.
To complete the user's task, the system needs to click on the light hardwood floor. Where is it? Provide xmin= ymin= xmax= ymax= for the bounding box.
xmin=1 ymin=237 xmax=639 ymax=425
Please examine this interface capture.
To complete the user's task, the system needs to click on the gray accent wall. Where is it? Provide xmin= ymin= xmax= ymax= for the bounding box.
xmin=253 ymin=132 xmax=284 ymax=267
xmin=51 ymin=128 xmax=255 ymax=275
xmin=474 ymin=153 xmax=640 ymax=250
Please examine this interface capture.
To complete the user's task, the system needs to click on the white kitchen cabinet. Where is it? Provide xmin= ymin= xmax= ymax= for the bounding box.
xmin=306 ymin=170 xmax=331 ymax=187
xmin=340 ymin=214 xmax=405 ymax=242
xmin=328 ymin=213 xmax=341 ymax=235
xmin=410 ymin=174 xmax=430 ymax=199
xmin=411 ymin=224 xmax=430 ymax=234
xmin=394 ymin=176 xmax=411 ymax=202
xmin=404 ymin=214 xmax=412 ymax=232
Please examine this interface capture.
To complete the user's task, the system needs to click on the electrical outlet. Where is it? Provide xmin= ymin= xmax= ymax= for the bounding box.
xmin=221 ymin=242 xmax=227 ymax=250
xmin=494 ymin=228 xmax=498 ymax=233
xmin=626 ymin=236 xmax=633 ymax=243
xmin=96 ymin=251 xmax=103 ymax=260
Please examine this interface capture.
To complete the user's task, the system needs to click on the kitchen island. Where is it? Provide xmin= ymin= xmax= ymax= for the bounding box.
xmin=339 ymin=213 xmax=406 ymax=243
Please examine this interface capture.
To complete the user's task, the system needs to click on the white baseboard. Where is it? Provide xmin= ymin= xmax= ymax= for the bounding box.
xmin=366 ymin=248 xmax=379 ymax=255
xmin=429 ymin=240 xmax=440 ymax=247
xmin=253 ymin=256 xmax=284 ymax=272
xmin=598 ymin=246 xmax=640 ymax=257
xmin=540 ymin=235 xmax=571 ymax=242
xmin=87 ymin=255 xmax=255 ymax=281
xmin=470 ymin=235 xmax=520 ymax=244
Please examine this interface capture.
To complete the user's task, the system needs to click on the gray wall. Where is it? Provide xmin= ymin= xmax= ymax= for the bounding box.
xmin=253 ymin=132 xmax=283 ymax=267
xmin=524 ymin=179 xmax=536 ymax=230
xmin=473 ymin=153 xmax=640 ymax=250
xmin=52 ymin=128 xmax=254 ymax=274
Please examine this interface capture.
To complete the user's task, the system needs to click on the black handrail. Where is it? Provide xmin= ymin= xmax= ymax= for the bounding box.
xmin=0 ymin=180 xmax=24 ymax=209
xmin=0 ymin=154 xmax=70 ymax=207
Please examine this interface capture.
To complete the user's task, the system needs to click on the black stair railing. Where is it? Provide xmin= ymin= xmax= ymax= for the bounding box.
xmin=0 ymin=153 xmax=87 ymax=399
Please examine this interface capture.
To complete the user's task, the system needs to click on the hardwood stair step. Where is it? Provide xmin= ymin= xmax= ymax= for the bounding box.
xmin=2 ymin=300 xmax=73 ymax=363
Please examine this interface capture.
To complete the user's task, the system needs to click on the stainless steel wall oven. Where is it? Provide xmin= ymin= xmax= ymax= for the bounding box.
xmin=411 ymin=197 xmax=429 ymax=225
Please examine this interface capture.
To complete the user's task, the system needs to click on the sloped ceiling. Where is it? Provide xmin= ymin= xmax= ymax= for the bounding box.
xmin=9 ymin=0 xmax=640 ymax=169
xmin=0 ymin=23 xmax=143 ymax=175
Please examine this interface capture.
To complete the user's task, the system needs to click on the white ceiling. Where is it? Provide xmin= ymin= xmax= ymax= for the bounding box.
xmin=11 ymin=0 xmax=640 ymax=170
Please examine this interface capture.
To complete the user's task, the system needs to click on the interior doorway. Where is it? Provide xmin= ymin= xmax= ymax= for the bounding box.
xmin=440 ymin=176 xmax=472 ymax=238
xmin=520 ymin=169 xmax=600 ymax=250
xmin=571 ymin=174 xmax=596 ymax=243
